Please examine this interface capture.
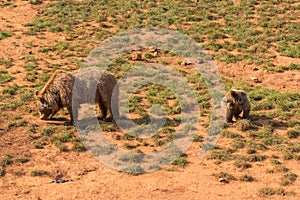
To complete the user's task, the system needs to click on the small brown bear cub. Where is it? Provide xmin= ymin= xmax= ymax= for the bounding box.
xmin=222 ymin=88 xmax=251 ymax=123
xmin=35 ymin=68 xmax=119 ymax=125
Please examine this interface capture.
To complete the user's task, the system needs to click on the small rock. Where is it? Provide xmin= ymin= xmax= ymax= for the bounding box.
xmin=181 ymin=61 xmax=192 ymax=66
xmin=250 ymin=76 xmax=261 ymax=83
xmin=149 ymin=47 xmax=158 ymax=53
xmin=113 ymin=134 xmax=121 ymax=140
xmin=219 ymin=178 xmax=229 ymax=183
xmin=51 ymin=179 xmax=70 ymax=184
xmin=132 ymin=53 xmax=143 ymax=61
xmin=198 ymin=59 xmax=204 ymax=64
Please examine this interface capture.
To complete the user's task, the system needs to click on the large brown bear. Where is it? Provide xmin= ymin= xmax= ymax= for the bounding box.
xmin=35 ymin=68 xmax=119 ymax=125
xmin=222 ymin=88 xmax=251 ymax=123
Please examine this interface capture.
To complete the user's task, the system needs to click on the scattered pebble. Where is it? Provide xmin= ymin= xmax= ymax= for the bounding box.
xmin=250 ymin=77 xmax=261 ymax=83
xmin=219 ymin=178 xmax=229 ymax=183
xmin=51 ymin=179 xmax=70 ymax=184
xmin=181 ymin=61 xmax=192 ymax=66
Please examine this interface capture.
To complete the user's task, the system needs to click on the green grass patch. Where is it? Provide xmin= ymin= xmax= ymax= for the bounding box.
xmin=234 ymin=160 xmax=252 ymax=169
xmin=209 ymin=148 xmax=235 ymax=161
xmin=121 ymin=164 xmax=144 ymax=176
xmin=280 ymin=172 xmax=297 ymax=186
xmin=239 ymin=174 xmax=254 ymax=182
xmin=258 ymin=187 xmax=276 ymax=196
xmin=286 ymin=129 xmax=300 ymax=139
xmin=0 ymin=58 xmax=14 ymax=68
xmin=213 ymin=171 xmax=236 ymax=181
xmin=172 ymin=157 xmax=188 ymax=168
xmin=247 ymin=155 xmax=267 ymax=162
xmin=0 ymin=71 xmax=14 ymax=84
xmin=277 ymin=45 xmax=300 ymax=58
xmin=0 ymin=30 xmax=12 ymax=40
xmin=91 ymin=144 xmax=115 ymax=156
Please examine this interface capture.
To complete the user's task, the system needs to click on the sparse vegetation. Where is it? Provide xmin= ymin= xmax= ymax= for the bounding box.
xmin=29 ymin=0 xmax=43 ymax=5
xmin=15 ymin=157 xmax=30 ymax=164
xmin=172 ymin=157 xmax=188 ymax=168
xmin=286 ymin=129 xmax=300 ymax=139
xmin=0 ymin=58 xmax=14 ymax=68
xmin=247 ymin=155 xmax=267 ymax=162
xmin=192 ymin=134 xmax=203 ymax=142
xmin=213 ymin=172 xmax=236 ymax=181
xmin=239 ymin=174 xmax=254 ymax=182
xmin=236 ymin=119 xmax=254 ymax=132
xmin=1 ymin=154 xmax=13 ymax=166
xmin=234 ymin=160 xmax=252 ymax=169
xmin=258 ymin=187 xmax=276 ymax=196
xmin=91 ymin=144 xmax=115 ymax=156
xmin=34 ymin=142 xmax=45 ymax=149
xmin=0 ymin=30 xmax=12 ymax=40
xmin=0 ymin=70 xmax=14 ymax=84
xmin=280 ymin=172 xmax=297 ymax=186
xmin=0 ymin=166 xmax=5 ymax=177
xmin=209 ymin=148 xmax=235 ymax=161
xmin=121 ymin=165 xmax=145 ymax=176
xmin=31 ymin=170 xmax=49 ymax=176
xmin=259 ymin=187 xmax=296 ymax=197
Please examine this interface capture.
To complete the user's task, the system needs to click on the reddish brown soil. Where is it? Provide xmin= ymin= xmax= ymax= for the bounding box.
xmin=0 ymin=1 xmax=299 ymax=200
xmin=218 ymin=61 xmax=300 ymax=92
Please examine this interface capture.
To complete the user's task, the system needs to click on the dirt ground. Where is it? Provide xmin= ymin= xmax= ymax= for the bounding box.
xmin=0 ymin=1 xmax=299 ymax=200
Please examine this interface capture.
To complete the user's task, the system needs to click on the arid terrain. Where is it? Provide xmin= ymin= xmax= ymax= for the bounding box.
xmin=0 ymin=0 xmax=299 ymax=199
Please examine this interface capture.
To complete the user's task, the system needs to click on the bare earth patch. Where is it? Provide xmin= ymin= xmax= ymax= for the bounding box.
xmin=218 ymin=61 xmax=300 ymax=92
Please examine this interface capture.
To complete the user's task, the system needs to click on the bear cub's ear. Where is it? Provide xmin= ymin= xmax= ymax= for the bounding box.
xmin=230 ymin=89 xmax=239 ymax=100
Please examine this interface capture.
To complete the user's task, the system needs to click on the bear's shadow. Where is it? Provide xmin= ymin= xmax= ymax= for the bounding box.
xmin=249 ymin=114 xmax=287 ymax=130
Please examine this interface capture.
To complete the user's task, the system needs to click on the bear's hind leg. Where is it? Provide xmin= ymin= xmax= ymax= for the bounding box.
xmin=242 ymin=107 xmax=250 ymax=119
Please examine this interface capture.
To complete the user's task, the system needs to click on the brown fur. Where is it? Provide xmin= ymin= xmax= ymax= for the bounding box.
xmin=222 ymin=88 xmax=251 ymax=123
xmin=38 ymin=70 xmax=65 ymax=96
xmin=36 ymin=68 xmax=119 ymax=125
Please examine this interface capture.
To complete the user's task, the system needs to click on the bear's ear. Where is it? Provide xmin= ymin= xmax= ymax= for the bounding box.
xmin=230 ymin=90 xmax=239 ymax=100
xmin=35 ymin=91 xmax=44 ymax=102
